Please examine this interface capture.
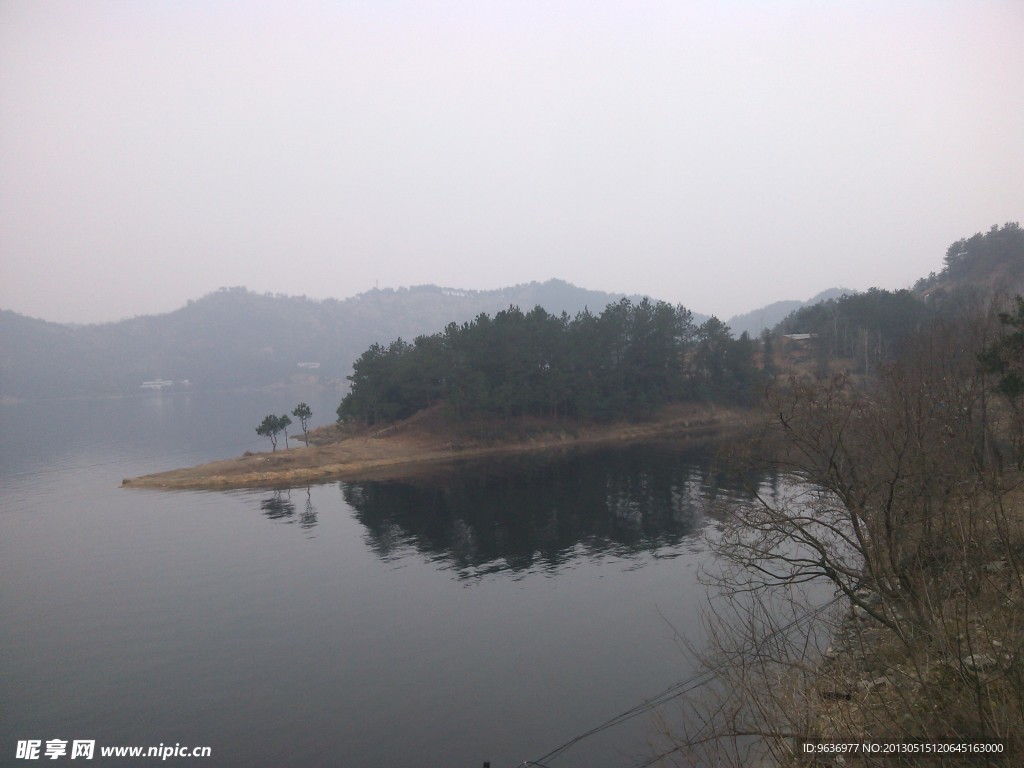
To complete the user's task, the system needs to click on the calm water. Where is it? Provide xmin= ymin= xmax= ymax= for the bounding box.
xmin=0 ymin=390 xmax=765 ymax=768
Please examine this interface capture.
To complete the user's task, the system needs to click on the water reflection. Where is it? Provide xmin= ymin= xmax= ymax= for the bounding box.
xmin=259 ymin=487 xmax=318 ymax=530
xmin=342 ymin=443 xmax=765 ymax=578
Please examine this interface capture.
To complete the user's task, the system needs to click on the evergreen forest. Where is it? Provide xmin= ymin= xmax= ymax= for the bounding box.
xmin=776 ymin=222 xmax=1024 ymax=375
xmin=337 ymin=299 xmax=761 ymax=425
xmin=339 ymin=223 xmax=1024 ymax=428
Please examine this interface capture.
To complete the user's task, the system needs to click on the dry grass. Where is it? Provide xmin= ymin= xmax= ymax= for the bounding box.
xmin=121 ymin=402 xmax=756 ymax=490
xmin=802 ymin=489 xmax=1024 ymax=766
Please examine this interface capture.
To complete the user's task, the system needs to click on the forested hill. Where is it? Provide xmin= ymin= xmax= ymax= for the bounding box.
xmin=338 ymin=300 xmax=763 ymax=425
xmin=916 ymin=222 xmax=1024 ymax=297
xmin=0 ymin=280 xmax=671 ymax=400
xmin=339 ymin=223 xmax=1023 ymax=425
xmin=5 ymin=224 xmax=1019 ymax=402
xmin=774 ymin=222 xmax=1024 ymax=375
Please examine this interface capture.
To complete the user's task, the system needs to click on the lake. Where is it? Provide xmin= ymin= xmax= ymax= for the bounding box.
xmin=0 ymin=389 xmax=767 ymax=767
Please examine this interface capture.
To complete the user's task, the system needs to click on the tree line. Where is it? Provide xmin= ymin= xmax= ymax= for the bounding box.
xmin=777 ymin=223 xmax=1024 ymax=376
xmin=331 ymin=224 xmax=1024 ymax=435
xmin=337 ymin=298 xmax=764 ymax=425
xmin=663 ymin=226 xmax=1024 ymax=764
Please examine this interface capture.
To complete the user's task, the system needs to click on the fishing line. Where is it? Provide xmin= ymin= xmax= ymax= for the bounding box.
xmin=519 ymin=595 xmax=843 ymax=768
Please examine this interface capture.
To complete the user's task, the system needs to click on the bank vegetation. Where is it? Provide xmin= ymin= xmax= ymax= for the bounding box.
xmin=657 ymin=225 xmax=1024 ymax=767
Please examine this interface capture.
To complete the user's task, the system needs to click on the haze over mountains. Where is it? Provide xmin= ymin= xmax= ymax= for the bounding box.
xmin=6 ymin=220 xmax=1022 ymax=403
xmin=725 ymin=288 xmax=852 ymax=338
xmin=1 ymin=279 xmax=836 ymax=401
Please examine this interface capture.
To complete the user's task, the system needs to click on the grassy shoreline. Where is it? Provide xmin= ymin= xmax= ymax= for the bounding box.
xmin=121 ymin=403 xmax=757 ymax=491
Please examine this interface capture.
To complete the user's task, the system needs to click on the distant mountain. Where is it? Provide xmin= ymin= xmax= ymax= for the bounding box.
xmin=725 ymin=288 xmax=853 ymax=338
xmin=6 ymin=223 xmax=1019 ymax=401
xmin=0 ymin=280 xmax=681 ymax=401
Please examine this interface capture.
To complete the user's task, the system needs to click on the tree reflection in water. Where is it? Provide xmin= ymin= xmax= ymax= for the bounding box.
xmin=259 ymin=487 xmax=318 ymax=530
xmin=342 ymin=443 xmax=765 ymax=578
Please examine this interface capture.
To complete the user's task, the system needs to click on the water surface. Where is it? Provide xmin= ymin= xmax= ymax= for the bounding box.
xmin=1 ymin=391 xmax=764 ymax=767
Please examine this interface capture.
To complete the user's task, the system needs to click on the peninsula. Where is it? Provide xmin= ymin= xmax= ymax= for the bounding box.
xmin=120 ymin=403 xmax=755 ymax=490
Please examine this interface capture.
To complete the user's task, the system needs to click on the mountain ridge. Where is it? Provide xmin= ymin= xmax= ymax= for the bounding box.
xmin=1 ymin=279 xmax=687 ymax=400
xmin=12 ymin=221 xmax=1015 ymax=404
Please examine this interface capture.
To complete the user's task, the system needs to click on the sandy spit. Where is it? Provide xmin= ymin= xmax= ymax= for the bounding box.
xmin=121 ymin=405 xmax=757 ymax=491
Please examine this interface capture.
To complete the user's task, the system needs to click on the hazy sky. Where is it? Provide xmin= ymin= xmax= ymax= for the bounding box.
xmin=2 ymin=1 xmax=1022 ymax=324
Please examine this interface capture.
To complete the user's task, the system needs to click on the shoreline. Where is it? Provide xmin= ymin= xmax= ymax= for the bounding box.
xmin=121 ymin=404 xmax=758 ymax=490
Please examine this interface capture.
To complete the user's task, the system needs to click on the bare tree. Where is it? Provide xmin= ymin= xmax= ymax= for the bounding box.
xmin=659 ymin=305 xmax=1024 ymax=766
